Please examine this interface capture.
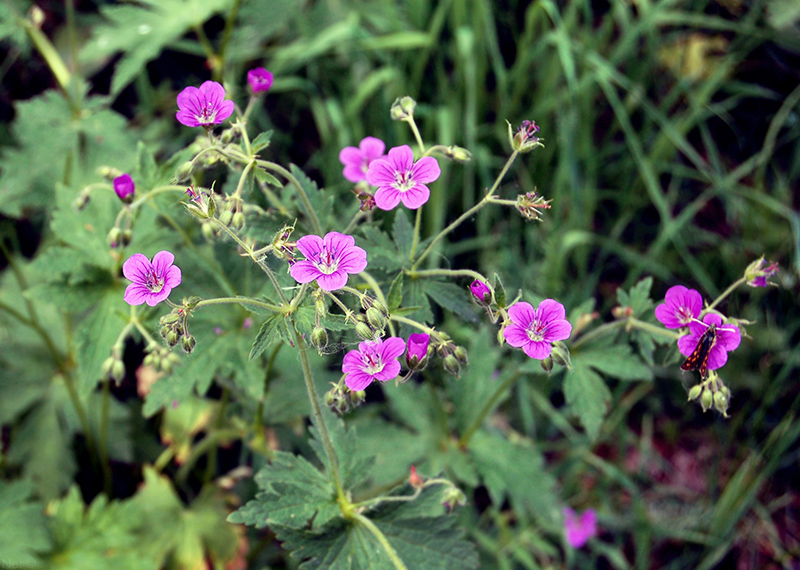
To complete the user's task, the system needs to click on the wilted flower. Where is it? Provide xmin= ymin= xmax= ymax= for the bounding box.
xmin=563 ymin=508 xmax=597 ymax=548
xmin=366 ymin=145 xmax=441 ymax=210
xmin=509 ymin=119 xmax=545 ymax=153
xmin=113 ymin=173 xmax=135 ymax=203
xmin=175 ymin=81 xmax=235 ymax=128
xmin=655 ymin=285 xmax=703 ymax=329
xmin=677 ymin=313 xmax=741 ymax=372
xmin=289 ymin=232 xmax=368 ymax=291
xmin=503 ymin=299 xmax=572 ymax=360
xmin=469 ymin=280 xmax=492 ymax=305
xmin=744 ymin=257 xmax=779 ymax=288
xmin=342 ymin=337 xmax=406 ymax=391
xmin=339 ymin=137 xmax=386 ymax=183
xmin=123 ymin=251 xmax=182 ymax=306
xmin=247 ymin=67 xmax=273 ymax=94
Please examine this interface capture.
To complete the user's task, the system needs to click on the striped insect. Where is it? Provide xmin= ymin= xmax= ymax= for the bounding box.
xmin=679 ymin=319 xmax=740 ymax=380
xmin=680 ymin=323 xmax=718 ymax=379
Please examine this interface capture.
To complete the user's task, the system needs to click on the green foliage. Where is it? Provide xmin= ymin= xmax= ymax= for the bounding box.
xmin=0 ymin=480 xmax=51 ymax=564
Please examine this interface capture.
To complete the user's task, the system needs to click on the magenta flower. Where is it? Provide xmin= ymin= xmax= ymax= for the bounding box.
xmin=655 ymin=285 xmax=703 ymax=329
xmin=503 ymin=299 xmax=572 ymax=360
xmin=406 ymin=333 xmax=430 ymax=368
xmin=342 ymin=337 xmax=406 ymax=391
xmin=563 ymin=508 xmax=597 ymax=548
xmin=113 ymin=173 xmax=135 ymax=203
xmin=470 ymin=280 xmax=491 ymax=305
xmin=365 ymin=145 xmax=441 ymax=210
xmin=339 ymin=137 xmax=385 ymax=183
xmin=122 ymin=251 xmax=182 ymax=306
xmin=175 ymin=81 xmax=235 ymax=128
xmin=289 ymin=232 xmax=367 ymax=291
xmin=247 ymin=67 xmax=273 ymax=94
xmin=677 ymin=313 xmax=741 ymax=371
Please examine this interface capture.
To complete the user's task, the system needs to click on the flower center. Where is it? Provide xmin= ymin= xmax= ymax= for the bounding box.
xmin=145 ymin=270 xmax=164 ymax=293
xmin=313 ymin=247 xmax=339 ymax=275
xmin=362 ymin=350 xmax=384 ymax=375
xmin=394 ymin=169 xmax=413 ymax=192
xmin=196 ymin=104 xmax=217 ymax=124
xmin=677 ymin=306 xmax=693 ymax=324
xmin=526 ymin=318 xmax=546 ymax=342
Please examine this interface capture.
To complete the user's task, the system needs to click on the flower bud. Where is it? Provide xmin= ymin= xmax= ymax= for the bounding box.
xmin=218 ymin=210 xmax=233 ymax=227
xmin=160 ymin=357 xmax=173 ymax=374
xmin=102 ymin=356 xmax=116 ymax=377
xmin=453 ymin=346 xmax=468 ymax=365
xmin=181 ymin=335 xmax=196 ymax=354
xmin=311 ymin=326 xmax=328 ymax=351
xmin=174 ymin=161 xmax=195 ymax=183
xmin=540 ymin=356 xmax=553 ymax=373
xmin=406 ymin=333 xmax=430 ymax=371
xmin=409 ymin=466 xmax=423 ymax=489
xmin=166 ymin=329 xmax=179 ymax=348
xmin=107 ymin=227 xmax=123 ymax=248
xmin=497 ymin=328 xmax=506 ymax=346
xmin=232 ymin=212 xmax=246 ymax=230
xmin=444 ymin=145 xmax=472 ymax=163
xmin=550 ymin=342 xmax=572 ymax=368
xmin=349 ymin=389 xmax=366 ymax=406
xmin=701 ymin=389 xmax=713 ymax=412
xmin=355 ymin=322 xmax=375 ymax=340
xmin=443 ymin=354 xmax=461 ymax=377
xmin=469 ymin=280 xmax=492 ymax=306
xmin=442 ymin=487 xmax=467 ymax=514
xmin=73 ymin=188 xmax=91 ymax=210
xmin=121 ymin=229 xmax=132 ymax=246
xmin=201 ymin=221 xmax=216 ymax=240
xmin=713 ymin=391 xmax=729 ymax=417
xmin=315 ymin=297 xmax=327 ymax=317
xmin=111 ymin=360 xmax=126 ymax=384
xmin=687 ymin=384 xmax=703 ymax=401
xmin=390 ymin=96 xmax=417 ymax=120
xmin=744 ymin=257 xmax=779 ymax=288
xmin=365 ymin=307 xmax=386 ymax=331
xmin=113 ymin=173 xmax=135 ymax=203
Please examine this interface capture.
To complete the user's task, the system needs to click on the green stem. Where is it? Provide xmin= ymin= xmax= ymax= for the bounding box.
xmin=572 ymin=317 xmax=679 ymax=350
xmin=405 ymin=117 xmax=425 ymax=154
xmin=194 ymin=296 xmax=282 ymax=314
xmin=705 ymin=277 xmax=747 ymax=313
xmin=257 ymin=160 xmax=324 ymax=236
xmin=408 ymin=207 xmax=423 ymax=261
xmin=292 ymin=326 xmax=345 ymax=500
xmin=458 ymin=368 xmax=522 ymax=447
xmin=357 ymin=271 xmax=395 ymax=336
xmin=216 ymin=0 xmax=242 ymax=71
xmin=99 ymin=378 xmax=112 ymax=495
xmin=350 ymin=511 xmax=409 ymax=570
xmin=129 ymin=185 xmax=187 ymax=209
xmin=175 ymin=428 xmax=241 ymax=484
xmin=405 ymin=268 xmax=488 ymax=283
xmin=342 ymin=208 xmax=364 ymax=235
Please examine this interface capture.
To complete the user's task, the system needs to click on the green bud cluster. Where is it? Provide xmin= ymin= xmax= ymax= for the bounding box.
xmin=390 ymin=96 xmax=417 ymax=121
xmin=325 ymin=383 xmax=366 ymax=415
xmin=687 ymin=372 xmax=732 ymax=417
xmin=435 ymin=336 xmax=468 ymax=378
xmin=143 ymin=345 xmax=182 ymax=374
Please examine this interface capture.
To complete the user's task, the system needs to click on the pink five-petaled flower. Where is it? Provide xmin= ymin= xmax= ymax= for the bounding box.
xmin=113 ymin=173 xmax=135 ymax=203
xmin=470 ymin=280 xmax=492 ymax=305
xmin=289 ymin=232 xmax=367 ymax=292
xmin=339 ymin=137 xmax=385 ymax=183
xmin=365 ymin=145 xmax=441 ymax=210
xmin=123 ymin=251 xmax=182 ymax=307
xmin=342 ymin=337 xmax=406 ymax=391
xmin=563 ymin=508 xmax=597 ymax=549
xmin=406 ymin=333 xmax=430 ymax=368
xmin=247 ymin=67 xmax=273 ymax=94
xmin=677 ymin=313 xmax=741 ymax=371
xmin=503 ymin=299 xmax=572 ymax=360
xmin=655 ymin=285 xmax=703 ymax=329
xmin=175 ymin=81 xmax=235 ymax=128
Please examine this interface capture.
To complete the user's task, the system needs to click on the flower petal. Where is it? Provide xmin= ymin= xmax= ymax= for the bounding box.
xmin=360 ymin=136 xmax=385 ymax=159
xmin=537 ymin=299 xmax=566 ymax=322
xmin=502 ymin=323 xmax=530 ymax=348
xmin=122 ymin=253 xmax=150 ymax=282
xmin=123 ymin=283 xmax=149 ymax=306
xmin=400 ymin=184 xmax=430 ymax=209
xmin=387 ymin=145 xmax=414 ymax=171
xmin=411 ymin=156 xmax=441 ymax=184
xmin=289 ymin=260 xmax=321 ymax=284
xmin=373 ymin=359 xmax=401 ymax=382
xmin=345 ymin=371 xmax=374 ymax=391
xmin=544 ymin=319 xmax=572 ymax=342
xmin=339 ymin=146 xmax=362 ymax=167
xmin=365 ymin=158 xmax=396 ymax=187
xmin=374 ymin=187 xmax=402 ymax=211
xmin=295 ymin=234 xmax=324 ymax=259
xmin=706 ymin=344 xmax=729 ymax=370
xmin=323 ymin=231 xmax=355 ymax=252
xmin=507 ymin=302 xmax=535 ymax=327
xmin=315 ymin=270 xmax=348 ymax=291
xmin=378 ymin=337 xmax=406 ymax=361
xmin=522 ymin=340 xmax=552 ymax=360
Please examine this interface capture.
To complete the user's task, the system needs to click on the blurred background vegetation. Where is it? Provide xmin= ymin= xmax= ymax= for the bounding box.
xmin=1 ymin=0 xmax=799 ymax=568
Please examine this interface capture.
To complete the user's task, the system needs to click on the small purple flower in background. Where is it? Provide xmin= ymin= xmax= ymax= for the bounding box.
xmin=406 ymin=333 xmax=430 ymax=368
xmin=339 ymin=137 xmax=385 ymax=183
xmin=745 ymin=257 xmax=779 ymax=288
xmin=342 ymin=337 xmax=406 ymax=391
xmin=289 ymin=232 xmax=367 ymax=291
xmin=503 ymin=299 xmax=572 ymax=360
xmin=123 ymin=251 xmax=182 ymax=306
xmin=677 ymin=313 xmax=741 ymax=371
xmin=655 ymin=285 xmax=703 ymax=329
xmin=176 ymin=81 xmax=235 ymax=128
xmin=470 ymin=280 xmax=492 ymax=305
xmin=113 ymin=173 xmax=135 ymax=203
xmin=563 ymin=507 xmax=597 ymax=548
xmin=247 ymin=67 xmax=273 ymax=94
xmin=366 ymin=145 xmax=441 ymax=210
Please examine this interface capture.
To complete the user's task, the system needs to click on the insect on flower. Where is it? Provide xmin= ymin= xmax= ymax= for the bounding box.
xmin=679 ymin=316 xmax=741 ymax=379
